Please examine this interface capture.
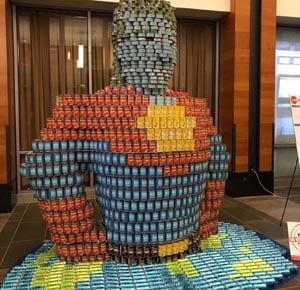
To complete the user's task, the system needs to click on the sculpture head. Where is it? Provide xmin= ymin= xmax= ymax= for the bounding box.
xmin=111 ymin=0 xmax=177 ymax=96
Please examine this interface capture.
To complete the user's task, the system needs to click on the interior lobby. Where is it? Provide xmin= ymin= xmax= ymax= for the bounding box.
xmin=0 ymin=0 xmax=300 ymax=289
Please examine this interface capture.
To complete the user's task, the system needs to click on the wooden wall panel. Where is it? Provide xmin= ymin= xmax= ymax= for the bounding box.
xmin=219 ymin=0 xmax=250 ymax=172
xmin=219 ymin=7 xmax=234 ymax=165
xmin=0 ymin=0 xmax=9 ymax=184
xmin=259 ymin=0 xmax=276 ymax=171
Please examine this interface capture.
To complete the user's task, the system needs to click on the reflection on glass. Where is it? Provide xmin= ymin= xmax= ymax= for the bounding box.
xmin=275 ymin=77 xmax=300 ymax=144
xmin=17 ymin=10 xmax=88 ymax=153
xmin=91 ymin=15 xmax=113 ymax=93
xmin=275 ymin=27 xmax=300 ymax=177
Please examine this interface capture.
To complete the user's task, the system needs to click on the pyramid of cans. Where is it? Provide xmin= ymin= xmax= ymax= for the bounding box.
xmin=19 ymin=0 xmax=230 ymax=265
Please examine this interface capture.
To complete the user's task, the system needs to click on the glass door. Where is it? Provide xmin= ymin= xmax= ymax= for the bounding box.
xmin=17 ymin=9 xmax=89 ymax=190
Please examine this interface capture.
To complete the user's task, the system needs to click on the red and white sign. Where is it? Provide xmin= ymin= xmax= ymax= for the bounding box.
xmin=289 ymin=95 xmax=300 ymax=165
xmin=287 ymin=222 xmax=300 ymax=261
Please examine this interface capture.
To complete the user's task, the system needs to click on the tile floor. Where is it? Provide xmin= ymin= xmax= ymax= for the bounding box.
xmin=0 ymin=189 xmax=299 ymax=289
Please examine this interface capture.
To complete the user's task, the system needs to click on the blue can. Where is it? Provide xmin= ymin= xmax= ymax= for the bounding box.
xmin=61 ymin=140 xmax=68 ymax=150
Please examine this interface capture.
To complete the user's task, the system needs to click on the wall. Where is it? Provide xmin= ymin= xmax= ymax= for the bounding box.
xmin=0 ymin=0 xmax=16 ymax=212
xmin=277 ymin=0 xmax=300 ymax=17
xmin=219 ymin=0 xmax=276 ymax=197
xmin=0 ymin=0 xmax=9 ymax=185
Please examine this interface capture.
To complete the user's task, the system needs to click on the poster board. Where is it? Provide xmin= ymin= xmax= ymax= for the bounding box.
xmin=289 ymin=95 xmax=300 ymax=165
xmin=287 ymin=221 xmax=300 ymax=261
xmin=287 ymin=97 xmax=300 ymax=261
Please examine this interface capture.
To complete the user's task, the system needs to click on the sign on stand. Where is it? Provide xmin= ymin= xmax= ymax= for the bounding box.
xmin=287 ymin=222 xmax=300 ymax=261
xmin=290 ymin=95 xmax=300 ymax=164
xmin=286 ymin=97 xmax=300 ymax=261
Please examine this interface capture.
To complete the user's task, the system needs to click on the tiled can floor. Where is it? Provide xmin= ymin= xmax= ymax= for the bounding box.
xmin=0 ymin=195 xmax=299 ymax=289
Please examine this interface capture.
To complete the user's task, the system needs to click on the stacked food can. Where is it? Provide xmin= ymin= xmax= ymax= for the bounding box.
xmin=199 ymin=135 xmax=230 ymax=239
xmin=19 ymin=0 xmax=230 ymax=265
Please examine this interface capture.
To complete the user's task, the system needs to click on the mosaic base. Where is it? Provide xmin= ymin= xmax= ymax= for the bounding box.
xmin=1 ymin=223 xmax=298 ymax=290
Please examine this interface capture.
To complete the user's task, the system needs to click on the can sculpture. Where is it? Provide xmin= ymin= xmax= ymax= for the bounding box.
xmin=20 ymin=0 xmax=230 ymax=264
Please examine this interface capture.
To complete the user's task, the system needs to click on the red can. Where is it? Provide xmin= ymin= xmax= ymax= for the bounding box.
xmin=139 ymin=130 xmax=147 ymax=141
xmin=132 ymin=106 xmax=139 ymax=117
xmin=64 ymin=106 xmax=72 ymax=117
xmin=124 ymin=106 xmax=131 ymax=117
xmin=74 ymin=95 xmax=82 ymax=106
xmin=72 ymin=118 xmax=79 ymax=129
xmin=57 ymin=107 xmax=64 ymax=117
xmin=40 ymin=129 xmax=47 ymax=140
xmin=99 ymin=119 xmax=106 ymax=129
xmin=82 ymin=94 xmax=90 ymax=106
xmin=164 ymin=166 xmax=171 ymax=176
xmin=96 ymin=129 xmax=103 ymax=140
xmin=132 ymin=141 xmax=140 ymax=152
xmin=77 ymin=244 xmax=85 ymax=256
xmin=98 ymin=95 xmax=105 ymax=106
xmin=71 ymin=223 xmax=80 ymax=234
xmin=133 ymin=95 xmax=141 ymax=105
xmin=110 ymin=141 xmax=117 ymax=152
xmin=107 ymin=118 xmax=113 ymax=128
xmin=87 ymin=118 xmax=93 ymax=129
xmin=166 ymin=153 xmax=174 ymax=165
xmin=84 ymin=232 xmax=90 ymax=242
xmin=128 ymin=117 xmax=136 ymax=128
xmin=67 ymin=198 xmax=75 ymax=210
xmin=85 ymin=130 xmax=91 ymax=140
xmin=134 ymin=155 xmax=143 ymax=166
xmin=53 ymin=212 xmax=62 ymax=223
xmin=109 ymin=106 xmax=117 ymax=117
xmin=132 ymin=129 xmax=139 ymax=141
xmin=128 ymin=95 xmax=134 ymax=105
xmin=87 ymin=106 xmax=95 ymax=117
xmin=114 ymin=117 xmax=122 ymax=128
xmin=140 ymin=141 xmax=148 ymax=152
xmin=76 ymin=233 xmax=83 ymax=243
xmin=85 ymin=243 xmax=92 ymax=256
xmin=105 ymin=95 xmax=112 ymax=106
xmin=52 ymin=108 xmax=59 ymax=118
xmin=117 ymin=140 xmax=125 ymax=152
xmin=90 ymin=94 xmax=97 ymax=105
xmin=92 ymin=244 xmax=100 ymax=255
xmin=117 ymin=107 xmax=124 ymax=117
xmin=95 ymin=107 xmax=102 ymax=117
xmin=159 ymin=154 xmax=167 ymax=165
xmin=56 ymin=224 xmax=64 ymax=234
xmin=91 ymin=130 xmax=97 ymax=140
xmin=61 ymin=212 xmax=69 ymax=222
xmin=112 ymin=96 xmax=119 ymax=106
xmin=54 ymin=118 xmax=62 ymax=129
xmin=127 ymin=154 xmax=135 ymax=166
xmin=80 ymin=106 xmax=87 ymax=117
xmin=79 ymin=130 xmax=85 ymax=140
xmin=120 ymin=95 xmax=127 ymax=105
xmin=63 ymin=129 xmax=71 ymax=139
xmin=47 ymin=129 xmax=55 ymax=140
xmin=70 ymin=245 xmax=77 ymax=257
xmin=151 ymin=154 xmax=159 ymax=166
xmin=143 ymin=154 xmax=151 ymax=166
xmin=139 ymin=106 xmax=148 ymax=116
xmin=90 ymin=230 xmax=98 ymax=242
